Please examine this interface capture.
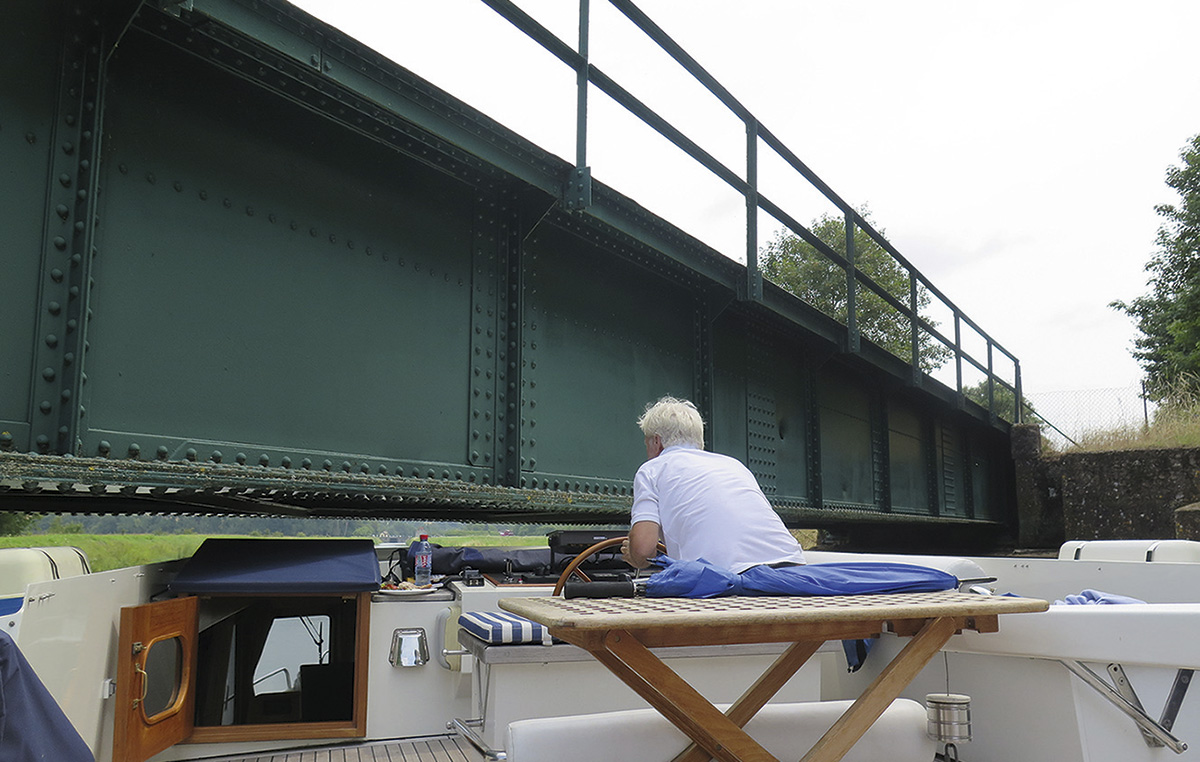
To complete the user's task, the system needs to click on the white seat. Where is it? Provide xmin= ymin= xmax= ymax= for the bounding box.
xmin=1059 ymin=539 xmax=1200 ymax=563
xmin=505 ymin=699 xmax=934 ymax=762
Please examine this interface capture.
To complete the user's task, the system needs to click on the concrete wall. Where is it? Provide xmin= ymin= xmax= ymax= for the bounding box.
xmin=1013 ymin=424 xmax=1200 ymax=546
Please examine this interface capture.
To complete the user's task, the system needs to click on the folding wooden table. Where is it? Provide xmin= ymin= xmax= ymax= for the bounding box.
xmin=500 ymin=590 xmax=1047 ymax=762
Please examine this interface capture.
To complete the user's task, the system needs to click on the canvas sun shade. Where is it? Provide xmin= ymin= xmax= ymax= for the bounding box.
xmin=169 ymin=538 xmax=380 ymax=594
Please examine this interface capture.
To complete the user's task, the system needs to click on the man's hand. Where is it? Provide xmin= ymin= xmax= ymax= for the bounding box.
xmin=623 ymin=521 xmax=661 ymax=569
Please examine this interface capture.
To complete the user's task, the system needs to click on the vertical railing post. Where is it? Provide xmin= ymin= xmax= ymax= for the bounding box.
xmin=909 ymin=271 xmax=920 ymax=384
xmin=563 ymin=0 xmax=592 ymax=211
xmin=743 ymin=117 xmax=762 ymax=301
xmin=575 ymin=0 xmax=590 ymax=168
xmin=1014 ymin=358 xmax=1023 ymax=424
xmin=845 ymin=211 xmax=859 ymax=353
xmin=954 ymin=313 xmax=963 ymax=404
xmin=986 ymin=341 xmax=996 ymax=420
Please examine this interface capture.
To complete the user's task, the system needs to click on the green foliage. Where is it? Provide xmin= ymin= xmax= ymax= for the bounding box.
xmin=0 ymin=512 xmax=37 ymax=536
xmin=961 ymin=380 xmax=1040 ymax=424
xmin=761 ymin=212 xmax=950 ymax=372
xmin=1113 ymin=133 xmax=1200 ymax=400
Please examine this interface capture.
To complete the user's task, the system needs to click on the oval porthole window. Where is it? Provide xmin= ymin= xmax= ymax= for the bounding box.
xmin=141 ymin=636 xmax=183 ymax=721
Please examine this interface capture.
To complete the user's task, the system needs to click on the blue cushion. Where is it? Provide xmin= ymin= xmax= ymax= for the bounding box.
xmin=459 ymin=611 xmax=553 ymax=645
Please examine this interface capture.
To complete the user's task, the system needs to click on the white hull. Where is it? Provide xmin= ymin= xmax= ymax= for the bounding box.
xmin=8 ymin=540 xmax=1200 ymax=762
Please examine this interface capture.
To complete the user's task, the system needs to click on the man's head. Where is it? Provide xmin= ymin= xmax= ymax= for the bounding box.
xmin=638 ymin=396 xmax=704 ymax=457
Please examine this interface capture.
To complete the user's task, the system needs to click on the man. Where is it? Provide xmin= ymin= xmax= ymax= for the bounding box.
xmin=621 ymin=396 xmax=805 ymax=572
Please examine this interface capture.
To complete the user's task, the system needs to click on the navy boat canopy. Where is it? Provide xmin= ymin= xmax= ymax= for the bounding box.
xmin=170 ymin=538 xmax=379 ymax=594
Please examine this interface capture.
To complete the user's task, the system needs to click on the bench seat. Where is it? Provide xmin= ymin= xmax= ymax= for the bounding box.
xmin=505 ymin=699 xmax=934 ymax=762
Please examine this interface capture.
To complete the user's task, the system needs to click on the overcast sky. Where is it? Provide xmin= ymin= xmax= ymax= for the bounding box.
xmin=293 ymin=0 xmax=1200 ymax=403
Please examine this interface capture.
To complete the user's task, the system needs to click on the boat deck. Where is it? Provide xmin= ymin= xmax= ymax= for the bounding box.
xmin=198 ymin=735 xmax=485 ymax=762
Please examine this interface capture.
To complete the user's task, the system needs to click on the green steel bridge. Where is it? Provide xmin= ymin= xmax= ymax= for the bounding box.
xmin=0 ymin=0 xmax=1023 ymax=549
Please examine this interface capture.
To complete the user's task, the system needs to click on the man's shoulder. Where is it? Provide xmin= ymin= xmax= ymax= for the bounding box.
xmin=659 ymin=447 xmax=753 ymax=476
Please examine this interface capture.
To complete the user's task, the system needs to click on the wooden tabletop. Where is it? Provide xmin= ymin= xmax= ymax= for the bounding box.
xmin=500 ymin=590 xmax=1048 ymax=648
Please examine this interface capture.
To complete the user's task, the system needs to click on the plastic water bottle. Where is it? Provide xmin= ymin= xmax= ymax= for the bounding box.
xmin=414 ymin=534 xmax=433 ymax=588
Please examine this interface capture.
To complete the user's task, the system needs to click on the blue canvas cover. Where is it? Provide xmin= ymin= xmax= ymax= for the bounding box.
xmin=170 ymin=538 xmax=379 ymax=594
xmin=644 ymin=556 xmax=957 ymax=598
xmin=0 ymin=631 xmax=94 ymax=762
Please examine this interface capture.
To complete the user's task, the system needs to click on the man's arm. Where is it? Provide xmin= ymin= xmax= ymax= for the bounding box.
xmin=622 ymin=520 xmax=661 ymax=569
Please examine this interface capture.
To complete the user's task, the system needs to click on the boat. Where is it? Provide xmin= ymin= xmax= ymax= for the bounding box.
xmin=5 ymin=535 xmax=1200 ymax=762
xmin=3 ymin=0 xmax=1194 ymax=758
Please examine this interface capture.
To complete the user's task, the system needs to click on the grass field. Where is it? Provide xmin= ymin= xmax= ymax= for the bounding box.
xmin=0 ymin=532 xmax=544 ymax=573
xmin=2 ymin=530 xmax=819 ymax=573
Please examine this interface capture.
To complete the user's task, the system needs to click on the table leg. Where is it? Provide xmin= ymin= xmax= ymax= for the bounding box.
xmin=799 ymin=616 xmax=959 ymax=762
xmin=673 ymin=640 xmax=824 ymax=762
xmin=594 ymin=629 xmax=779 ymax=762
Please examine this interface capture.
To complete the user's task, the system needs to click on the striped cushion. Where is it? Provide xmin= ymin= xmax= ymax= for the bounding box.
xmin=459 ymin=611 xmax=553 ymax=645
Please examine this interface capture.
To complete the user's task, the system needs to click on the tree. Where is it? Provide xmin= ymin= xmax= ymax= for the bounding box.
xmin=962 ymin=380 xmax=1040 ymax=425
xmin=761 ymin=211 xmax=951 ymax=373
xmin=1113 ymin=133 xmax=1200 ymax=400
xmin=0 ymin=512 xmax=37 ymax=536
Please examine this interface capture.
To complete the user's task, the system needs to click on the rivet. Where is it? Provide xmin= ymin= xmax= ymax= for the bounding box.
xmin=25 ymin=132 xmax=36 ymax=144
xmin=236 ymin=452 xmax=247 ymax=465
xmin=341 ymin=461 xmax=351 ymax=472
xmin=98 ymin=440 xmax=110 ymax=455
xmin=259 ymin=453 xmax=270 ymax=466
xmin=63 ymin=352 xmax=74 ymax=365
xmin=156 ymin=446 xmax=169 ymax=460
xmin=66 ymin=318 xmax=77 ymax=331
xmin=45 ymin=334 xmax=58 ymax=347
xmin=223 ymin=198 xmax=232 ymax=209
xmin=52 ymin=236 xmax=67 ymax=251
xmin=173 ymin=181 xmax=183 ymax=192
xmin=56 ymin=204 xmax=70 ymax=220
xmin=39 ymin=401 xmax=52 ymax=414
xmin=36 ymin=435 xmax=50 ymax=452
xmin=377 ymin=465 xmax=387 ymax=474
xmin=322 ymin=459 xmax=332 ymax=470
xmin=59 ymin=388 xmax=71 ymax=401
xmin=359 ymin=463 xmax=370 ymax=473
xmin=0 ymin=432 xmax=12 ymax=450
xmin=59 ymin=173 xmax=72 ymax=187
xmin=76 ymin=189 xmax=86 ymax=201
xmin=145 ymin=172 xmax=155 ymax=184
xmin=302 ymin=458 xmax=312 ymax=469
xmin=199 ymin=190 xmax=208 ymax=200
xmin=427 ymin=469 xmax=435 ymax=478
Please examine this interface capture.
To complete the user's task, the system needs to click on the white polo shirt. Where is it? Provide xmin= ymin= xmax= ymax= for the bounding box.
xmin=631 ymin=444 xmax=805 ymax=573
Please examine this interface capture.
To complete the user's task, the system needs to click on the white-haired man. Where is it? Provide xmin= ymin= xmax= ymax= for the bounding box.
xmin=621 ymin=396 xmax=805 ymax=572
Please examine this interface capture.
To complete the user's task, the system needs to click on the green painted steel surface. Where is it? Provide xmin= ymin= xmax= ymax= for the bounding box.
xmin=0 ymin=0 xmax=1016 ymax=539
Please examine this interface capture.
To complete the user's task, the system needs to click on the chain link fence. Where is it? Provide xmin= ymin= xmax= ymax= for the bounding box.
xmin=1023 ymin=383 xmax=1153 ymax=448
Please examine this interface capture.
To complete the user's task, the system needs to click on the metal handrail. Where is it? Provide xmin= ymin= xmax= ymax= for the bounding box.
xmin=479 ymin=0 xmax=1023 ymax=423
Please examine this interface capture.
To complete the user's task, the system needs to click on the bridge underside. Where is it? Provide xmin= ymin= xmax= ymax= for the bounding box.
xmin=0 ymin=0 xmax=1014 ymax=548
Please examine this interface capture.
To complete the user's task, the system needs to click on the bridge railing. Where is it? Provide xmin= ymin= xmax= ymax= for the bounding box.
xmin=478 ymin=0 xmax=1022 ymax=423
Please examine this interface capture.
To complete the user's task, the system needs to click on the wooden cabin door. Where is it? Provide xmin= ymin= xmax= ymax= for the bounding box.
xmin=113 ymin=595 xmax=198 ymax=762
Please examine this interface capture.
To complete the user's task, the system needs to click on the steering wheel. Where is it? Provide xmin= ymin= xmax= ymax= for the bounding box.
xmin=552 ymin=536 xmax=667 ymax=596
